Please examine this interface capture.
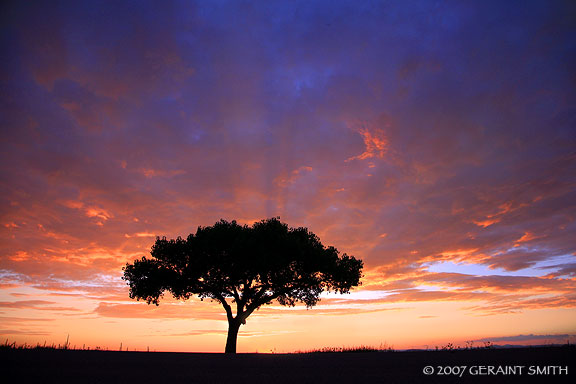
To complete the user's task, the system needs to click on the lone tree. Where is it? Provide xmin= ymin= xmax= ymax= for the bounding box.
xmin=123 ymin=217 xmax=363 ymax=353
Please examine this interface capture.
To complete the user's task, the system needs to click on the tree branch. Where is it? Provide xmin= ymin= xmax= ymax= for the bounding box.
xmin=214 ymin=292 xmax=233 ymax=322
xmin=243 ymin=291 xmax=280 ymax=320
xmin=232 ymin=286 xmax=240 ymax=302
xmin=232 ymin=286 xmax=245 ymax=317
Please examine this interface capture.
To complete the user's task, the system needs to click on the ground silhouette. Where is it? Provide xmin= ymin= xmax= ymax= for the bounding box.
xmin=123 ymin=217 xmax=363 ymax=353
xmin=2 ymin=346 xmax=574 ymax=383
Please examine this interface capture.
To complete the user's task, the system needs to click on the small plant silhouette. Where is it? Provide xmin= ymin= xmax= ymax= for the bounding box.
xmin=441 ymin=342 xmax=455 ymax=351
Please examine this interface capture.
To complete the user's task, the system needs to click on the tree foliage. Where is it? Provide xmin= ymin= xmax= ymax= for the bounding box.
xmin=123 ymin=217 xmax=363 ymax=352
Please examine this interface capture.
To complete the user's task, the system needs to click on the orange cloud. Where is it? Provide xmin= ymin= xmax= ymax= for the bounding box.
xmin=274 ymin=166 xmax=313 ymax=187
xmin=472 ymin=218 xmax=501 ymax=228
xmin=419 ymin=248 xmax=489 ymax=265
xmin=346 ymin=122 xmax=388 ymax=161
xmin=85 ymin=208 xmax=112 ymax=221
xmin=514 ymin=232 xmax=542 ymax=247
xmin=62 ymin=200 xmax=113 ymax=222
xmin=8 ymin=251 xmax=29 ymax=262
xmin=124 ymin=232 xmax=156 ymax=238
xmin=138 ymin=168 xmax=186 ymax=178
xmin=0 ymin=300 xmax=81 ymax=312
xmin=471 ymin=201 xmax=530 ymax=228
xmin=94 ymin=302 xmax=226 ymax=320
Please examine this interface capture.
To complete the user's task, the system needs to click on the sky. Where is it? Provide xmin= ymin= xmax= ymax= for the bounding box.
xmin=1 ymin=0 xmax=575 ymax=352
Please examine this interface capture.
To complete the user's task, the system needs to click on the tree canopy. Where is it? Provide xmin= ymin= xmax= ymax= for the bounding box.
xmin=123 ymin=217 xmax=363 ymax=353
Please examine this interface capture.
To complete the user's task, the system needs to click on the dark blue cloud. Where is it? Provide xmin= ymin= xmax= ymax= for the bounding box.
xmin=476 ymin=333 xmax=575 ymax=343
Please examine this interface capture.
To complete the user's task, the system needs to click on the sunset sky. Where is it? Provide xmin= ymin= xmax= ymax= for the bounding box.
xmin=1 ymin=0 xmax=575 ymax=352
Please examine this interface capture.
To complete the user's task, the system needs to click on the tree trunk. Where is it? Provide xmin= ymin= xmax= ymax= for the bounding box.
xmin=225 ymin=318 xmax=241 ymax=353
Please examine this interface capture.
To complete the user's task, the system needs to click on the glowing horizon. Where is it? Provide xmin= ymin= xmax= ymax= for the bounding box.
xmin=1 ymin=0 xmax=575 ymax=353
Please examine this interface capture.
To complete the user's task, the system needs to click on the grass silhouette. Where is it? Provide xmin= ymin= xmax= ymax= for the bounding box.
xmin=2 ymin=342 xmax=573 ymax=383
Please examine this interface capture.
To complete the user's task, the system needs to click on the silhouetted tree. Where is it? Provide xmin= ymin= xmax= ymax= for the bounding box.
xmin=123 ymin=218 xmax=363 ymax=353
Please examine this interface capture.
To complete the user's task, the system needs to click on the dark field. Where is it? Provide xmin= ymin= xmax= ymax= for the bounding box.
xmin=2 ymin=346 xmax=574 ymax=383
